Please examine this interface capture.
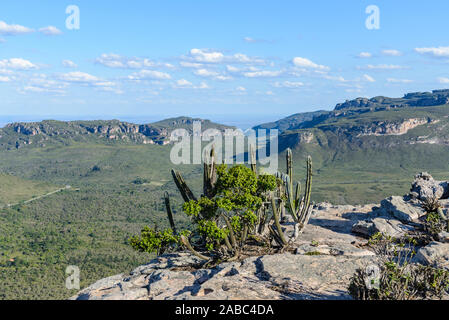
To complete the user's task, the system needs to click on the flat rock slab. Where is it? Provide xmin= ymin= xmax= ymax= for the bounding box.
xmin=352 ymin=217 xmax=415 ymax=238
xmin=71 ymin=251 xmax=377 ymax=300
xmin=415 ymin=242 xmax=449 ymax=270
xmin=381 ymin=196 xmax=425 ymax=223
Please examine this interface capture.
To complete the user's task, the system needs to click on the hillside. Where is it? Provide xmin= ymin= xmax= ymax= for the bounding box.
xmin=251 ymin=90 xmax=449 ymax=204
xmin=0 ymin=117 xmax=235 ymax=150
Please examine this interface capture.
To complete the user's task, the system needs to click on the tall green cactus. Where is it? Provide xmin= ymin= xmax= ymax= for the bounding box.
xmin=283 ymin=149 xmax=313 ymax=226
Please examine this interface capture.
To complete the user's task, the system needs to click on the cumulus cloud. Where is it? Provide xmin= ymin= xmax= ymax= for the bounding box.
xmin=193 ymin=68 xmax=232 ymax=80
xmin=243 ymin=70 xmax=283 ymax=78
xmin=185 ymin=49 xmax=265 ymax=65
xmin=438 ymin=77 xmax=449 ymax=84
xmin=0 ymin=21 xmax=34 ymax=35
xmin=62 ymin=60 xmax=78 ymax=68
xmin=194 ymin=69 xmax=219 ymax=77
xmin=358 ymin=64 xmax=408 ymax=70
xmin=0 ymin=58 xmax=38 ymax=70
xmin=381 ymin=49 xmax=402 ymax=57
xmin=357 ymin=52 xmax=372 ymax=58
xmin=363 ymin=74 xmax=376 ymax=82
xmin=273 ymin=81 xmax=304 ymax=88
xmin=415 ymin=46 xmax=449 ymax=58
xmin=0 ymin=76 xmax=10 ymax=82
xmin=128 ymin=69 xmax=171 ymax=80
xmin=292 ymin=57 xmax=329 ymax=71
xmin=180 ymin=61 xmax=203 ymax=68
xmin=322 ymin=75 xmax=347 ymax=82
xmin=58 ymin=71 xmax=100 ymax=83
xmin=96 ymin=54 xmax=173 ymax=69
xmin=189 ymin=49 xmax=224 ymax=63
xmin=386 ymin=78 xmax=414 ymax=83
xmin=39 ymin=26 xmax=63 ymax=36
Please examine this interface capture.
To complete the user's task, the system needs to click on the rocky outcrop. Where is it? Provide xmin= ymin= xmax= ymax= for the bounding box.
xmin=410 ymin=172 xmax=449 ymax=201
xmin=71 ymin=203 xmax=385 ymax=300
xmin=72 ymin=181 xmax=449 ymax=300
xmin=335 ymin=89 xmax=449 ymax=111
xmin=356 ymin=118 xmax=430 ymax=137
xmin=415 ymin=242 xmax=449 ymax=270
xmin=381 ymin=196 xmax=426 ymax=223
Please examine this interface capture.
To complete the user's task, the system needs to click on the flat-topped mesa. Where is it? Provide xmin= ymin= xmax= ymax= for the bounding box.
xmin=335 ymin=89 xmax=449 ymax=111
xmin=1 ymin=117 xmax=236 ymax=149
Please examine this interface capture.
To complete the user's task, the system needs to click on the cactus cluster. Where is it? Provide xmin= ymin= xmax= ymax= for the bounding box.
xmin=131 ymin=146 xmax=314 ymax=262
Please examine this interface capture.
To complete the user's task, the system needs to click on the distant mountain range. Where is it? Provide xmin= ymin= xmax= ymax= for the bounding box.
xmin=0 ymin=116 xmax=235 ymax=150
xmin=3 ymin=89 xmax=449 ymax=181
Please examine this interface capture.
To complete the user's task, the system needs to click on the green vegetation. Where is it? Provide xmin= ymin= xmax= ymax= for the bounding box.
xmin=349 ymin=234 xmax=449 ymax=300
xmin=130 ymin=147 xmax=282 ymax=262
xmin=0 ymin=174 xmax=57 ymax=207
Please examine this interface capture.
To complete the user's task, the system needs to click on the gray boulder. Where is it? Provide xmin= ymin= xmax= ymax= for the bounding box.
xmin=410 ymin=172 xmax=449 ymax=201
xmin=415 ymin=242 xmax=449 ymax=270
xmin=381 ymin=196 xmax=425 ymax=223
xmin=351 ymin=217 xmax=414 ymax=238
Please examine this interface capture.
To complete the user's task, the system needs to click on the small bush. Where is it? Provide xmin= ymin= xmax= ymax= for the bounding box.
xmin=129 ymin=227 xmax=185 ymax=256
xmin=349 ymin=233 xmax=449 ymax=300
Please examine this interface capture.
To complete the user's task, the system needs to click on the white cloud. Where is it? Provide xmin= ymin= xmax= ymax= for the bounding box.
xmin=243 ymin=70 xmax=283 ymax=78
xmin=176 ymin=79 xmax=192 ymax=87
xmin=358 ymin=64 xmax=408 ymax=70
xmin=39 ymin=26 xmax=63 ymax=36
xmin=243 ymin=37 xmax=273 ymax=44
xmin=194 ymin=69 xmax=219 ymax=77
xmin=322 ymin=75 xmax=347 ymax=82
xmin=189 ymin=49 xmax=224 ymax=63
xmin=292 ymin=57 xmax=329 ymax=70
xmin=174 ymin=79 xmax=209 ymax=89
xmin=193 ymin=68 xmax=232 ymax=80
xmin=0 ymin=76 xmax=10 ymax=82
xmin=236 ymin=86 xmax=246 ymax=92
xmin=357 ymin=52 xmax=372 ymax=58
xmin=415 ymin=46 xmax=449 ymax=58
xmin=273 ymin=81 xmax=304 ymax=88
xmin=386 ymin=78 xmax=414 ymax=83
xmin=0 ymin=21 xmax=34 ymax=35
xmin=59 ymin=71 xmax=100 ymax=83
xmin=437 ymin=77 xmax=449 ymax=84
xmin=0 ymin=58 xmax=38 ymax=70
xmin=381 ymin=49 xmax=402 ymax=57
xmin=180 ymin=61 xmax=203 ymax=68
xmin=128 ymin=70 xmax=171 ymax=80
xmin=96 ymin=54 xmax=172 ymax=69
xmin=62 ymin=60 xmax=78 ymax=68
xmin=186 ymin=49 xmax=265 ymax=65
xmin=363 ymin=74 xmax=376 ymax=82
xmin=244 ymin=37 xmax=258 ymax=43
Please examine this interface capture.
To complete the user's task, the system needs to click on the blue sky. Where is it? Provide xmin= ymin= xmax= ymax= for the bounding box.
xmin=1 ymin=0 xmax=449 ymax=126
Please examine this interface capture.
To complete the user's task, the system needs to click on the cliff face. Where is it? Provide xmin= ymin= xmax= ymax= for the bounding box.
xmin=335 ymin=89 xmax=449 ymax=111
xmin=355 ymin=118 xmax=432 ymax=137
xmin=0 ymin=118 xmax=236 ymax=150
